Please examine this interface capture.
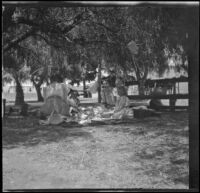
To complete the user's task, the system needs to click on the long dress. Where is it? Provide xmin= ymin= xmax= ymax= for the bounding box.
xmin=114 ymin=96 xmax=130 ymax=112
xmin=40 ymin=83 xmax=76 ymax=117
xmin=101 ymin=85 xmax=115 ymax=106
xmin=111 ymin=85 xmax=132 ymax=119
xmin=112 ymin=95 xmax=132 ymax=119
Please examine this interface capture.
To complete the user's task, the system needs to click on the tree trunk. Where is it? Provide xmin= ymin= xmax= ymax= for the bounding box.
xmin=35 ymin=84 xmax=44 ymax=102
xmin=31 ymin=76 xmax=44 ymax=102
xmin=83 ymin=78 xmax=87 ymax=98
xmin=131 ymin=56 xmax=146 ymax=95
xmin=138 ymin=63 xmax=149 ymax=96
xmin=138 ymin=79 xmax=146 ymax=95
xmin=97 ymin=62 xmax=102 ymax=103
xmin=14 ymin=77 xmax=25 ymax=105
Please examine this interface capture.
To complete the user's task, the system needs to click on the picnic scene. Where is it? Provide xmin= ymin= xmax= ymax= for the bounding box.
xmin=2 ymin=1 xmax=199 ymax=191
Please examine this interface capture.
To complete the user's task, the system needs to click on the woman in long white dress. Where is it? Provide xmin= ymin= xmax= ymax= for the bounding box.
xmin=40 ymin=74 xmax=78 ymax=120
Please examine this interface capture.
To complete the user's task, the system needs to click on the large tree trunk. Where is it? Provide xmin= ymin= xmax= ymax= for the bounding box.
xmin=31 ymin=76 xmax=44 ymax=102
xmin=14 ymin=76 xmax=25 ymax=105
xmin=34 ymin=84 xmax=44 ymax=102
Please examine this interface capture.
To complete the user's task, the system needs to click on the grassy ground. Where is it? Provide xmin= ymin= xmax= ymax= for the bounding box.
xmin=2 ymin=109 xmax=189 ymax=190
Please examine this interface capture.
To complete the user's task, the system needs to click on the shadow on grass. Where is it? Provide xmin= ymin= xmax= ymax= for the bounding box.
xmin=2 ymin=116 xmax=93 ymax=149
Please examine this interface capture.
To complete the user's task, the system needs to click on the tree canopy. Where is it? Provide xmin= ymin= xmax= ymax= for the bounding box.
xmin=3 ymin=4 xmax=196 ymax=91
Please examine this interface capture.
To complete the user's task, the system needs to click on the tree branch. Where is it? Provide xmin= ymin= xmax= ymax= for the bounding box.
xmin=14 ymin=17 xmax=64 ymax=34
xmin=92 ymin=21 xmax=119 ymax=34
xmin=3 ymin=10 xmax=89 ymax=53
xmin=86 ymin=9 xmax=119 ymax=34
xmin=62 ymin=12 xmax=86 ymax=33
xmin=32 ymin=33 xmax=63 ymax=48
xmin=3 ymin=28 xmax=37 ymax=53
xmin=79 ymin=40 xmax=119 ymax=47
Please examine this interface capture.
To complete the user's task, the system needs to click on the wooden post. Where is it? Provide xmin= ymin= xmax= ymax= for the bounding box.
xmin=97 ymin=61 xmax=102 ymax=103
xmin=170 ymin=82 xmax=176 ymax=111
xmin=83 ymin=78 xmax=87 ymax=98
xmin=81 ymin=62 xmax=87 ymax=98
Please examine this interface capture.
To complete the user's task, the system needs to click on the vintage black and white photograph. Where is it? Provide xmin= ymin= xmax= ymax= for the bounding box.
xmin=2 ymin=1 xmax=199 ymax=191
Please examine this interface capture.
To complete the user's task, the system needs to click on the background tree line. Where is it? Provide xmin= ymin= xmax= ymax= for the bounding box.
xmin=2 ymin=5 xmax=197 ymax=105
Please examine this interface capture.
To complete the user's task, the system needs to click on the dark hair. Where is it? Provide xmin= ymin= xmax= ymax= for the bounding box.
xmin=50 ymin=73 xmax=63 ymax=83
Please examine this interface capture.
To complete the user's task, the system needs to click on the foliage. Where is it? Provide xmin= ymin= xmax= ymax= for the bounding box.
xmin=2 ymin=70 xmax=13 ymax=87
xmin=3 ymin=5 xmax=192 ymax=90
xmin=3 ymin=48 xmax=30 ymax=82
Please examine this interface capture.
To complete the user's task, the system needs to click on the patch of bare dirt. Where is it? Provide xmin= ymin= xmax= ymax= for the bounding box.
xmin=3 ymin=111 xmax=189 ymax=189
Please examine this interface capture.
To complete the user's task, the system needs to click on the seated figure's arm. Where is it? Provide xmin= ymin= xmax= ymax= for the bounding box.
xmin=114 ymin=96 xmax=130 ymax=112
xmin=114 ymin=97 xmax=123 ymax=112
xmin=68 ymin=98 xmax=77 ymax=107
xmin=62 ymin=83 xmax=70 ymax=100
xmin=125 ymin=97 xmax=130 ymax=107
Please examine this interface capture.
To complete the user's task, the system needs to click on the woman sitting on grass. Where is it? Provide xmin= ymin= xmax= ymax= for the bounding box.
xmin=101 ymin=79 xmax=115 ymax=108
xmin=39 ymin=74 xmax=79 ymax=124
xmin=112 ymin=77 xmax=132 ymax=119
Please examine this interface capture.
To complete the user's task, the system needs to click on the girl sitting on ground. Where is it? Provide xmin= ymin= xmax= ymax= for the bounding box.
xmin=101 ymin=79 xmax=115 ymax=108
xmin=112 ymin=77 xmax=132 ymax=119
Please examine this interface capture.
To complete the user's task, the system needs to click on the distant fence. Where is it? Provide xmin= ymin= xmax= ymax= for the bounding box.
xmin=128 ymin=94 xmax=188 ymax=100
xmin=126 ymin=76 xmax=188 ymax=86
xmin=127 ymin=77 xmax=189 ymax=111
xmin=3 ymin=93 xmax=38 ymax=102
